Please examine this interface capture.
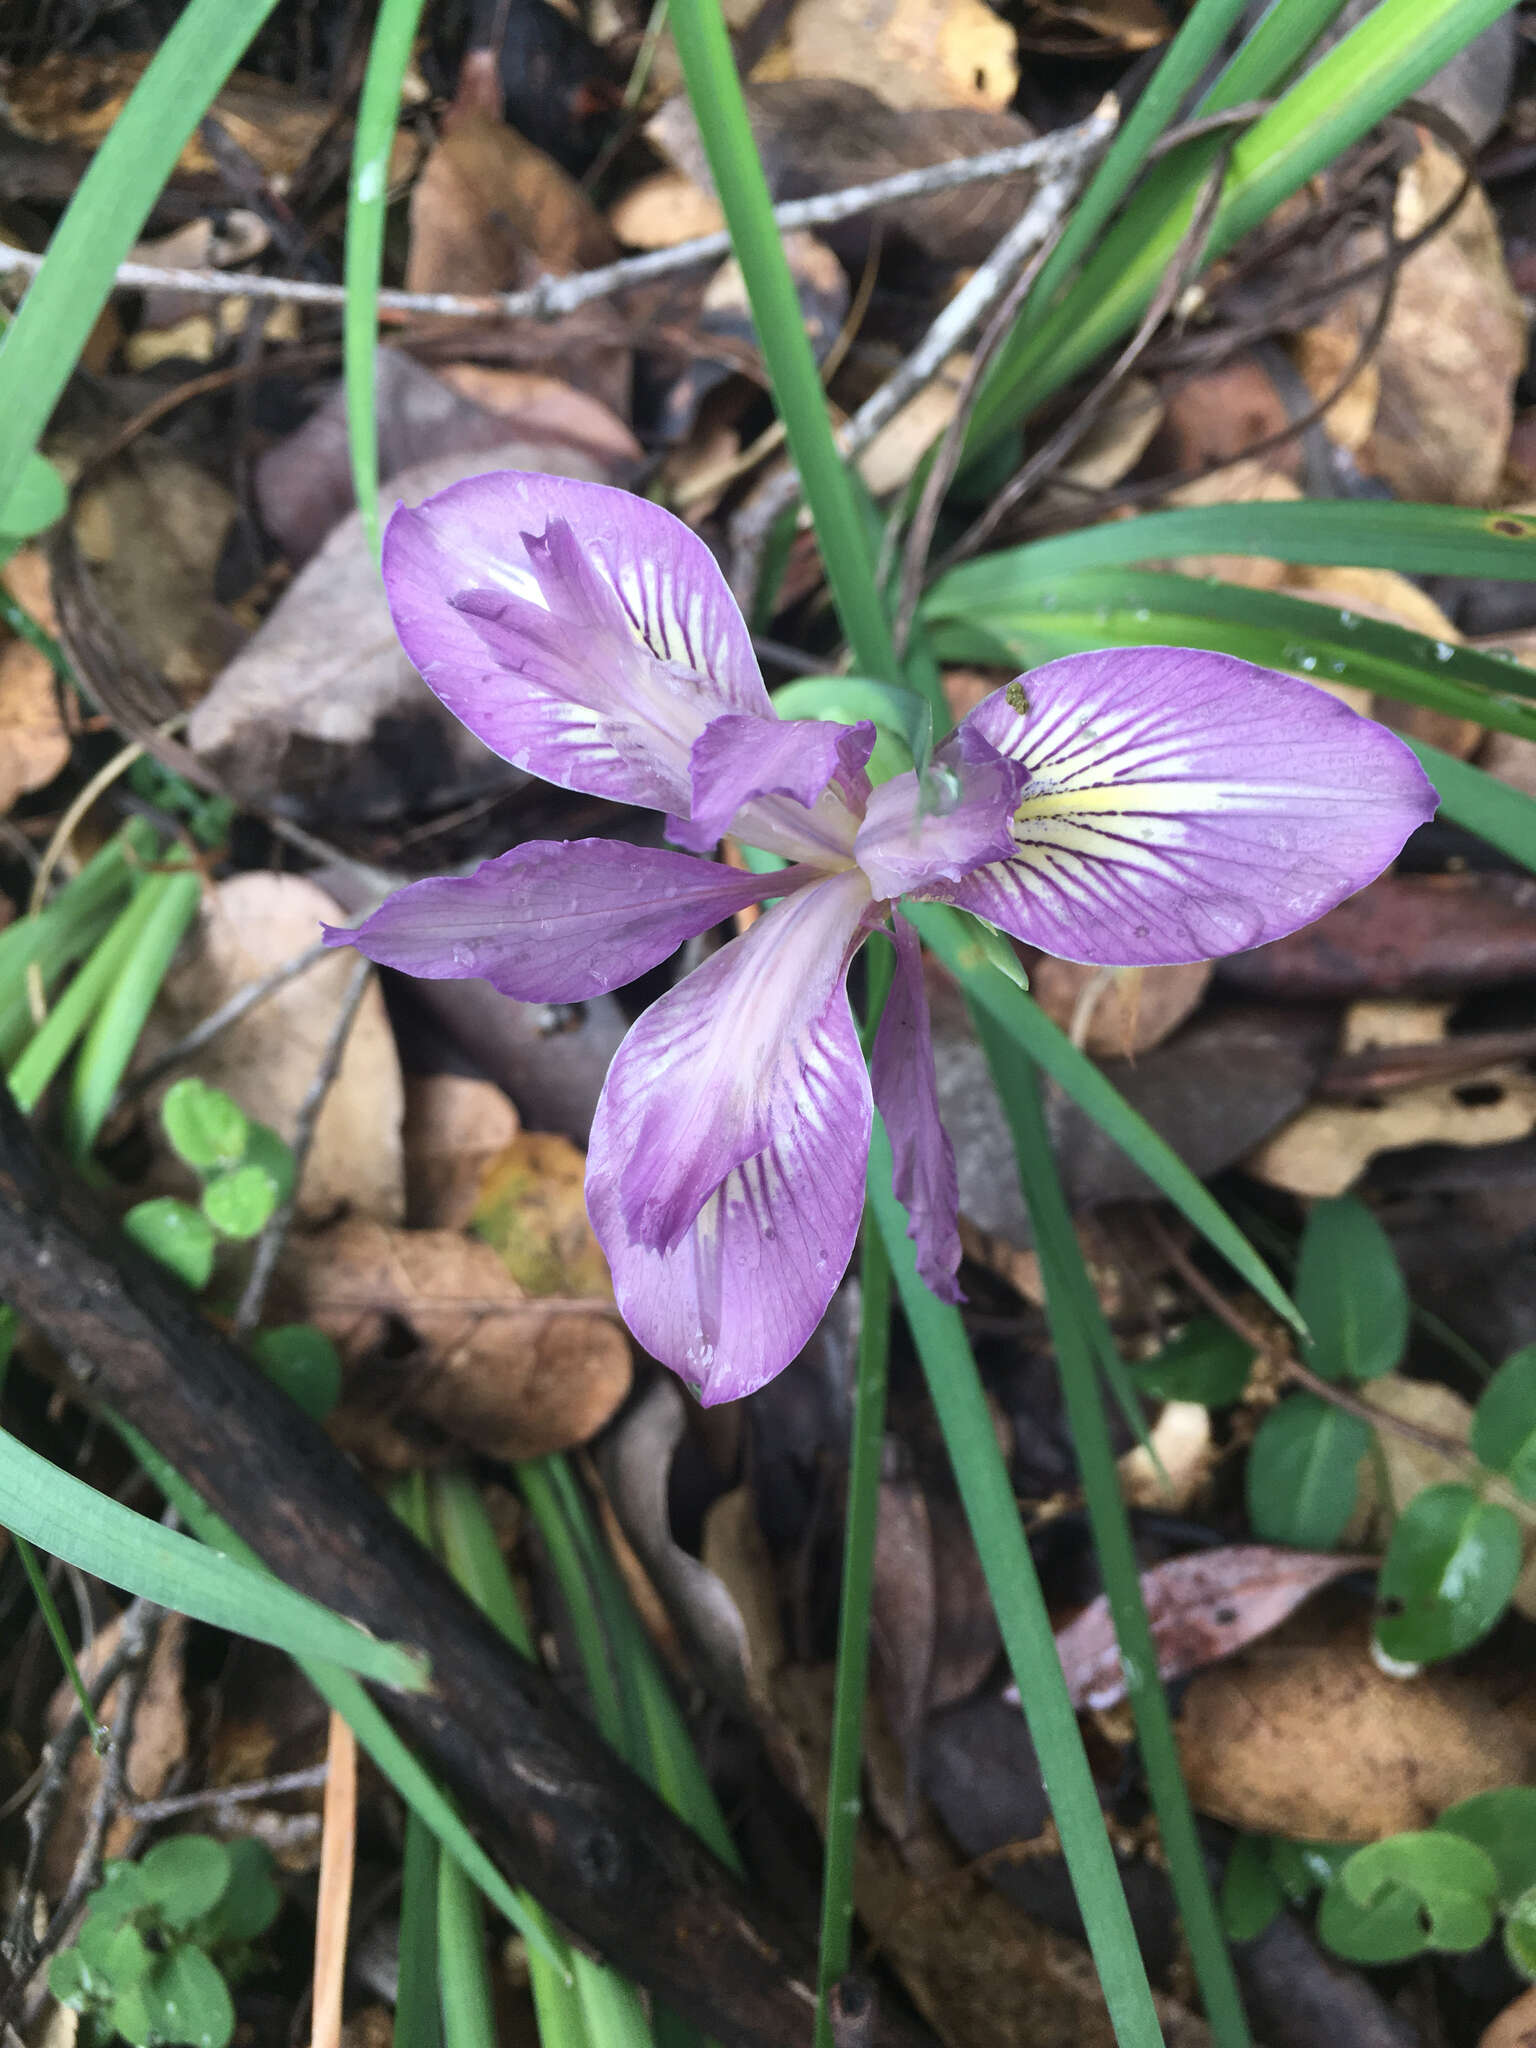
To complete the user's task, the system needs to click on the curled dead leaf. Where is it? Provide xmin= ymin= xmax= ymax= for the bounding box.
xmin=772 ymin=0 xmax=1019 ymax=111
xmin=403 ymin=1075 xmax=520 ymax=1231
xmin=0 ymin=639 xmax=67 ymax=812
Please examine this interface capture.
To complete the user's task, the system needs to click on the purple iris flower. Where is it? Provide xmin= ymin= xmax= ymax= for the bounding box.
xmin=325 ymin=471 xmax=1436 ymax=1404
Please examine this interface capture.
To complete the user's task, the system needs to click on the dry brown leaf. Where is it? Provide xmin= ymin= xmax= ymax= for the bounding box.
xmin=1050 ymin=1545 xmax=1373 ymax=1711
xmin=434 ymin=365 xmax=641 ymax=471
xmin=1022 ymin=955 xmax=1211 ymax=1058
xmin=473 ymin=1130 xmax=613 ymax=1299
xmin=42 ymin=1614 xmax=188 ymax=1895
xmin=1481 ymin=1985 xmax=1536 ymax=2048
xmin=1117 ymin=1399 xmax=1214 ymax=1512
xmin=1024 ymin=0 xmax=1169 ymax=50
xmin=2 ymin=546 xmax=60 ymax=638
xmin=1247 ymin=1062 xmax=1536 ymax=1197
xmin=608 ymin=169 xmax=726 ymax=248
xmin=140 ymin=873 xmax=405 ymax=1223
xmin=72 ymin=446 xmax=243 ymax=703
xmin=0 ymin=640 xmax=67 ymax=812
xmin=288 ymin=1216 xmax=630 ymax=1464
xmin=1156 ymin=358 xmax=1301 ymax=487
xmin=1291 ymin=319 xmax=1380 ymax=452
xmin=407 ymin=111 xmax=616 ymax=296
xmin=858 ymin=355 xmax=972 ymax=496
xmin=1176 ymin=1626 xmax=1535 ymax=1839
xmin=403 ymin=1075 xmax=520 ymax=1231
xmin=1036 ymin=377 xmax=1164 ymax=513
xmin=773 ymin=0 xmax=1018 ymax=108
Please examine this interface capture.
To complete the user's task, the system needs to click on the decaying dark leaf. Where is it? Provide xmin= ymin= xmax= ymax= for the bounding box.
xmin=1049 ymin=1544 xmax=1376 ymax=1712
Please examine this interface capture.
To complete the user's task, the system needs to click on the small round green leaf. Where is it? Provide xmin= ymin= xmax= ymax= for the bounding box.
xmin=1295 ymin=1196 xmax=1407 ymax=1383
xmin=124 ymin=1200 xmax=217 ymax=1292
xmin=110 ymin=1982 xmax=155 ymax=2047
xmin=1246 ymin=1394 xmax=1370 ymax=1549
xmin=141 ymin=1945 xmax=236 ymax=2048
xmin=49 ymin=1948 xmax=96 ymax=2011
xmin=1317 ymin=1872 xmax=1429 ymax=1964
xmin=87 ymin=1861 xmax=147 ymax=1927
xmin=1136 ymin=1317 xmax=1254 ymax=1407
xmin=161 ymin=1079 xmax=249 ymax=1176
xmin=201 ymin=1165 xmax=279 ymax=1241
xmin=1471 ymin=1345 xmax=1536 ymax=1500
xmin=1220 ymin=1835 xmax=1284 ymax=1942
xmin=1268 ymin=1838 xmax=1354 ymax=1905
xmin=138 ymin=1836 xmax=231 ymax=1929
xmin=249 ymin=1325 xmax=342 ymax=1422
xmin=1375 ymin=1483 xmax=1523 ymax=1664
xmin=208 ymin=1835 xmax=282 ymax=1943
xmin=1437 ymin=1788 xmax=1536 ymax=1905
xmin=240 ymin=1122 xmax=295 ymax=1205
xmin=1505 ymin=1885 xmax=1536 ymax=1980
xmin=0 ymin=451 xmax=67 ymax=539
xmin=1339 ymin=1832 xmax=1499 ymax=1954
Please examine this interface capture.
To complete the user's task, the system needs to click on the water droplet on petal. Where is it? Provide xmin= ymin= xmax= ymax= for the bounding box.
xmin=450 ymin=942 xmax=475 ymax=969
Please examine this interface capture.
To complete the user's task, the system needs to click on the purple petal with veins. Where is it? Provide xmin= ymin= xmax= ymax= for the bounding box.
xmin=870 ymin=915 xmax=962 ymax=1302
xmin=854 ymin=723 xmax=1025 ymax=901
xmin=324 ymin=840 xmax=811 ymax=1002
xmin=667 ymin=713 xmax=876 ymax=855
xmin=923 ymin=648 xmax=1437 ymax=965
xmin=592 ymin=868 xmax=874 ymax=1255
xmin=382 ymin=472 xmax=770 ymax=811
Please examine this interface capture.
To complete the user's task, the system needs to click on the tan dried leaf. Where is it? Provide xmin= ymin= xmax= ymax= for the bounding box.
xmin=406 ymin=112 xmax=616 ymax=295
xmin=473 ymin=1130 xmax=613 ymax=1299
xmin=1117 ymin=1399 xmax=1214 ymax=1512
xmin=140 ymin=872 xmax=405 ymax=1223
xmin=1480 ymin=1985 xmax=1536 ymax=2048
xmin=775 ymin=0 xmax=1018 ymax=108
xmin=0 ymin=640 xmax=67 ymax=812
xmin=857 ymin=355 xmax=972 ymax=496
xmin=403 ymin=1075 xmax=520 ymax=1230
xmin=288 ymin=1217 xmax=630 ymax=1463
xmin=433 ymin=366 xmax=641 ymax=471
xmin=609 ymin=170 xmax=726 ymax=248
xmin=1177 ymin=1628 xmax=1534 ymax=1840
xmin=1022 ymin=955 xmax=1211 ymax=1058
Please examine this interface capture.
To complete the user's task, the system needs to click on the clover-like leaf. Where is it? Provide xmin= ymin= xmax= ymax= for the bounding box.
xmin=124 ymin=1199 xmax=217 ymax=1292
xmin=1338 ymin=1831 xmax=1499 ymax=1955
xmin=138 ymin=1837 xmax=231 ymax=1930
xmin=1506 ymin=1885 xmax=1536 ymax=1980
xmin=240 ymin=1123 xmax=295 ymax=1205
xmin=1246 ymin=1395 xmax=1369 ymax=1550
xmin=1295 ymin=1196 xmax=1407 ymax=1384
xmin=1375 ymin=1483 xmax=1522 ymax=1665
xmin=249 ymin=1325 xmax=342 ymax=1422
xmin=1318 ymin=1872 xmax=1431 ymax=1965
xmin=201 ymin=1165 xmax=279 ymax=1242
xmin=1471 ymin=1346 xmax=1536 ymax=1501
xmin=1437 ymin=1787 xmax=1536 ymax=1906
xmin=1268 ymin=1837 xmax=1354 ymax=1905
xmin=161 ymin=1079 xmax=249 ymax=1177
xmin=139 ymin=1945 xmax=236 ymax=2048
xmin=49 ymin=1948 xmax=97 ymax=2012
xmin=1220 ymin=1835 xmax=1284 ymax=1943
xmin=207 ymin=1836 xmax=281 ymax=1944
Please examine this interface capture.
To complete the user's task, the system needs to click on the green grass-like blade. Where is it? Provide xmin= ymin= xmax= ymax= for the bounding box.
xmin=7 ymin=881 xmax=158 ymax=1113
xmin=921 ymin=566 xmax=1536 ymax=746
xmin=0 ymin=1425 xmax=426 ymax=1689
xmin=969 ymin=0 xmax=1515 ymax=446
xmin=938 ymin=503 xmax=1536 ymax=592
xmin=120 ymin=1423 xmax=567 ymax=1971
xmin=345 ymin=0 xmax=429 ymax=558
xmin=867 ymin=1131 xmax=1164 ymax=2046
xmin=396 ymin=1816 xmax=445 ymax=2048
xmin=972 ymin=1027 xmax=1251 ymax=2046
xmin=0 ymin=0 xmax=283 ymax=509
xmin=666 ymin=0 xmax=898 ymax=685
xmin=1409 ymin=742 xmax=1536 ymax=875
xmin=437 ymin=1856 xmax=498 ymax=2048
xmin=906 ymin=900 xmax=1302 ymax=1333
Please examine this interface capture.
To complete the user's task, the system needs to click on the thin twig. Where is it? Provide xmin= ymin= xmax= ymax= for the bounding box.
xmin=117 ymin=938 xmax=333 ymax=1107
xmin=126 ymin=1763 xmax=330 ymax=1823
xmin=309 ymin=1714 xmax=358 ymax=2048
xmin=0 ymin=121 xmax=1116 ymax=328
xmin=234 ymin=955 xmax=374 ymax=1335
xmin=728 ymin=101 xmax=1116 ymax=612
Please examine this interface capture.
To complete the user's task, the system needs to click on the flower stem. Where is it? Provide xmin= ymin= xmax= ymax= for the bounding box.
xmin=666 ymin=0 xmax=898 ymax=685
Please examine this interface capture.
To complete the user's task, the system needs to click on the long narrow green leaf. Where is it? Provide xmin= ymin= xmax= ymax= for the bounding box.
xmin=666 ymin=0 xmax=897 ymax=684
xmin=119 ymin=1422 xmax=567 ymax=1972
xmin=1409 ymin=742 xmax=1536 ymax=875
xmin=921 ymin=565 xmax=1536 ymax=745
xmin=970 ymin=0 xmax=1516 ymax=445
xmin=973 ymin=1027 xmax=1250 ymax=2045
xmin=907 ymin=900 xmax=1302 ymax=1333
xmin=396 ymin=1817 xmax=444 ymax=2048
xmin=0 ymin=0 xmax=282 ymax=508
xmin=941 ymin=503 xmax=1536 ymax=592
xmin=0 ymin=1426 xmax=427 ymax=1689
xmin=345 ymin=0 xmax=430 ymax=557
xmin=867 ymin=1132 xmax=1164 ymax=2047
xmin=437 ymin=1857 xmax=498 ymax=2048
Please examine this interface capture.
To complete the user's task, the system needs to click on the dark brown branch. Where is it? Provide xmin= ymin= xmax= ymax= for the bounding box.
xmin=0 ymin=1088 xmax=932 ymax=2048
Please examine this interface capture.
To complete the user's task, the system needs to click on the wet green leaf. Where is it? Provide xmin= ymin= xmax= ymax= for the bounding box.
xmin=201 ymin=1164 xmax=279 ymax=1241
xmin=1505 ymin=1885 xmax=1536 ymax=1980
xmin=1268 ymin=1837 xmax=1354 ymax=1904
xmin=137 ymin=1945 xmax=235 ymax=2048
xmin=1437 ymin=1788 xmax=1536 ymax=1905
xmin=1246 ymin=1395 xmax=1369 ymax=1549
xmin=1375 ymin=1484 xmax=1522 ymax=1664
xmin=205 ymin=1836 xmax=281 ymax=1943
xmin=123 ymin=1199 xmax=217 ymax=1292
xmin=138 ymin=1837 xmax=230 ymax=1929
xmin=240 ymin=1122 xmax=295 ymax=1205
xmin=1135 ymin=1317 xmax=1254 ymax=1406
xmin=49 ymin=1948 xmax=95 ymax=2011
xmin=161 ymin=1078 xmax=249 ymax=1176
xmin=1295 ymin=1197 xmax=1406 ymax=1384
xmin=1471 ymin=1346 xmax=1536 ymax=1500
xmin=250 ymin=1325 xmax=342 ymax=1422
xmin=1219 ymin=1835 xmax=1283 ymax=1942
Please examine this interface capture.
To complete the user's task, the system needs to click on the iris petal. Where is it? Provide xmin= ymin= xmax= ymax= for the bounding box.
xmin=870 ymin=916 xmax=963 ymax=1302
xmin=924 ymin=648 xmax=1437 ymax=966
